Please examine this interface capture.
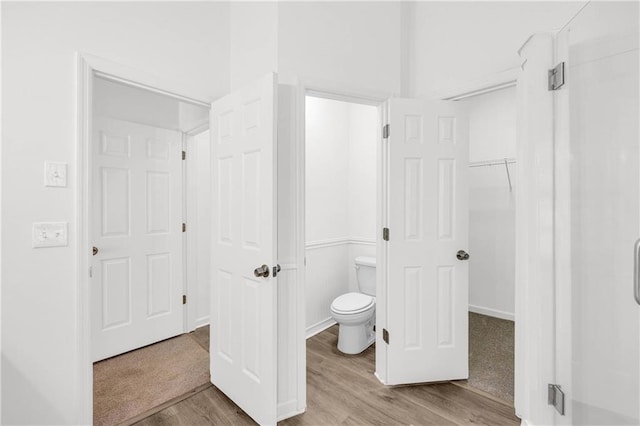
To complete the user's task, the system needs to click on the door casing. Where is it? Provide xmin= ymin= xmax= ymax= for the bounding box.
xmin=76 ymin=53 xmax=210 ymax=424
xmin=184 ymin=123 xmax=211 ymax=332
xmin=295 ymin=82 xmax=387 ymax=382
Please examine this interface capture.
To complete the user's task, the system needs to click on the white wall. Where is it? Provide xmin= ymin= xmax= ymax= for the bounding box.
xmin=229 ymin=2 xmax=278 ymax=91
xmin=1 ymin=3 xmax=229 ymax=424
xmin=305 ymin=97 xmax=350 ymax=331
xmin=464 ymin=87 xmax=517 ymax=320
xmin=305 ymin=97 xmax=377 ymax=332
xmin=278 ymin=2 xmax=402 ymax=96
xmin=346 ymin=103 xmax=378 ymax=293
xmin=348 ymin=104 xmax=378 ymax=241
xmin=468 ymin=88 xmax=517 ymax=162
xmin=305 ymin=98 xmax=350 ymax=243
xmin=230 ymin=1 xmax=584 ymax=100
xmin=228 ymin=2 xmax=404 ymax=96
xmin=411 ymin=1 xmax=585 ymax=98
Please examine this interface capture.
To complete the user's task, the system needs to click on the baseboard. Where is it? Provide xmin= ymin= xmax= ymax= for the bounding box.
xmin=374 ymin=371 xmax=387 ymax=385
xmin=277 ymin=401 xmax=305 ymax=422
xmin=194 ymin=319 xmax=209 ymax=329
xmin=306 ymin=317 xmax=336 ymax=339
xmin=469 ymin=304 xmax=515 ymax=321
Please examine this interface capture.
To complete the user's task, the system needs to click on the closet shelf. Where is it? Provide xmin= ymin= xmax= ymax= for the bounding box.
xmin=468 ymin=158 xmax=516 ymax=168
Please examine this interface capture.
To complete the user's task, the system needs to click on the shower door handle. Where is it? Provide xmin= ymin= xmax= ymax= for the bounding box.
xmin=634 ymin=238 xmax=640 ymax=305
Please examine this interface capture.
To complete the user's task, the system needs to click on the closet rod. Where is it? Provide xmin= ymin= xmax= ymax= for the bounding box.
xmin=468 ymin=158 xmax=516 ymax=168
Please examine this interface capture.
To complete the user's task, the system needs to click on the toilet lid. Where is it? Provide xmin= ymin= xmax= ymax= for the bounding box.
xmin=331 ymin=292 xmax=375 ymax=314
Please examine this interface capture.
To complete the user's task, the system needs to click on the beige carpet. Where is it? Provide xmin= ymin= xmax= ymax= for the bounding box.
xmin=189 ymin=325 xmax=210 ymax=352
xmin=466 ymin=312 xmax=515 ymax=402
xmin=94 ymin=333 xmax=210 ymax=426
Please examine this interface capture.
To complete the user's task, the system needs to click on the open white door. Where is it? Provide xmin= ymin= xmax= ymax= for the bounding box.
xmin=385 ymin=98 xmax=469 ymax=384
xmin=209 ymin=73 xmax=278 ymax=425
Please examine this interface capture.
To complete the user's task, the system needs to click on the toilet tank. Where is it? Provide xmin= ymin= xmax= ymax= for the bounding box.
xmin=355 ymin=256 xmax=376 ymax=296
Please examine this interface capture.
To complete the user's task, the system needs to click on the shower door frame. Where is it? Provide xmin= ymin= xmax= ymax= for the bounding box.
xmin=552 ymin=3 xmax=640 ymax=424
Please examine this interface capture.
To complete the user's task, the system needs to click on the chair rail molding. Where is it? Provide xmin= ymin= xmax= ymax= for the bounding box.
xmin=305 ymin=237 xmax=376 ymax=250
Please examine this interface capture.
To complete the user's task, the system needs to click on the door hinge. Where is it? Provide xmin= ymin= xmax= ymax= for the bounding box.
xmin=382 ymin=328 xmax=390 ymax=344
xmin=382 ymin=124 xmax=390 ymax=139
xmin=182 ymin=150 xmax=186 ymax=160
xmin=548 ymin=384 xmax=565 ymax=415
xmin=383 ymin=227 xmax=389 ymax=241
xmin=548 ymin=62 xmax=565 ymax=91
xmin=182 ymin=223 xmax=186 ymax=232
xmin=182 ymin=295 xmax=187 ymax=305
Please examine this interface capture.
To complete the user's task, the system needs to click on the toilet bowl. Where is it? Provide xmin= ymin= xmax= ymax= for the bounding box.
xmin=330 ymin=256 xmax=376 ymax=354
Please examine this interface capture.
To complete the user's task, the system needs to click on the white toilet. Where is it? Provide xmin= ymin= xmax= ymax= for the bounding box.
xmin=330 ymin=256 xmax=376 ymax=354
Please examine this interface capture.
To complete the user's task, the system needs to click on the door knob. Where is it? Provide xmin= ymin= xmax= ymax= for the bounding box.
xmin=93 ymin=246 xmax=99 ymax=256
xmin=456 ymin=250 xmax=469 ymax=261
xmin=254 ymin=264 xmax=270 ymax=278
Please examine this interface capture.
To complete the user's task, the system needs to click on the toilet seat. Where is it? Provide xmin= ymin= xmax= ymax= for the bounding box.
xmin=331 ymin=292 xmax=374 ymax=314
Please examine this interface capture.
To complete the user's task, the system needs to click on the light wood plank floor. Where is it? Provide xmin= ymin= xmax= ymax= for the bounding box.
xmin=134 ymin=326 xmax=519 ymax=425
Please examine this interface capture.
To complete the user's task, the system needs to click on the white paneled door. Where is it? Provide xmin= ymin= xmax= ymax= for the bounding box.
xmin=91 ymin=118 xmax=183 ymax=362
xmin=386 ymin=99 xmax=469 ymax=384
xmin=209 ymin=73 xmax=278 ymax=426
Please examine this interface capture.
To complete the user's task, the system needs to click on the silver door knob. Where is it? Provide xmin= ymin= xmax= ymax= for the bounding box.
xmin=456 ymin=250 xmax=470 ymax=261
xmin=254 ymin=264 xmax=270 ymax=278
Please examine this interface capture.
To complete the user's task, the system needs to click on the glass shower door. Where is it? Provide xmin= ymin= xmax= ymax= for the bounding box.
xmin=560 ymin=2 xmax=640 ymax=424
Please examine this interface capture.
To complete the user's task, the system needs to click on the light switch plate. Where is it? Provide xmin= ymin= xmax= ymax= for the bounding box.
xmin=32 ymin=222 xmax=68 ymax=248
xmin=44 ymin=162 xmax=67 ymax=187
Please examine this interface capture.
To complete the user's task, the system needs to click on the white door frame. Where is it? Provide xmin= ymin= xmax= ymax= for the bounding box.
xmin=294 ymin=80 xmax=390 ymax=385
xmin=75 ymin=53 xmax=210 ymax=424
xmin=184 ymin=123 xmax=211 ymax=332
xmin=295 ymin=74 xmax=541 ymax=400
xmin=441 ymin=69 xmax=553 ymax=423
